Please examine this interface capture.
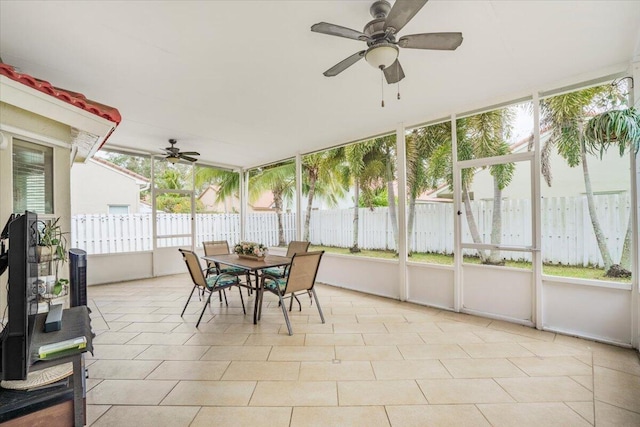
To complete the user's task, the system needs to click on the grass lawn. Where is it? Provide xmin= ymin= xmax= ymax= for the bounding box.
xmin=309 ymin=244 xmax=631 ymax=284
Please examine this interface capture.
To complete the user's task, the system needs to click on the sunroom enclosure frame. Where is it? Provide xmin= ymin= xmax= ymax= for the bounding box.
xmin=82 ymin=65 xmax=640 ymax=351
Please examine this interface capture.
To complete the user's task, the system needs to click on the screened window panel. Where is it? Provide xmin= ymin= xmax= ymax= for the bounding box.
xmin=13 ymin=140 xmax=53 ymax=214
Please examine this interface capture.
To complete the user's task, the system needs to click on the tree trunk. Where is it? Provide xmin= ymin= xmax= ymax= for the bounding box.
xmin=487 ymin=177 xmax=504 ymax=265
xmin=581 ymin=147 xmax=614 ymax=271
xmin=274 ymin=191 xmax=286 ymax=247
xmin=351 ymin=182 xmax=361 ymax=252
xmin=407 ymin=196 xmax=416 ymax=255
xmin=303 ymin=173 xmax=317 ymax=242
xmin=619 ymin=212 xmax=632 ymax=271
xmin=463 ymin=186 xmax=487 ymax=263
xmin=386 ymin=158 xmax=399 ymax=252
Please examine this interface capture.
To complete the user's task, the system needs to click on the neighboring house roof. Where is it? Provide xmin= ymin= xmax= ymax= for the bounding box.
xmin=90 ymin=157 xmax=149 ymax=185
xmin=0 ymin=62 xmax=121 ymax=146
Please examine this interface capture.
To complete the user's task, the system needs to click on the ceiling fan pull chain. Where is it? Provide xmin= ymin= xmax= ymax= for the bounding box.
xmin=397 ymin=81 xmax=401 ymax=100
xmin=380 ymin=68 xmax=385 ymax=108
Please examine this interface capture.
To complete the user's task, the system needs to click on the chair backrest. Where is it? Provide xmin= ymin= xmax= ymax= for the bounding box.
xmin=179 ymin=249 xmax=207 ymax=289
xmin=286 ymin=240 xmax=311 ymax=258
xmin=203 ymin=240 xmax=231 ymax=256
xmin=283 ymin=251 xmax=324 ymax=294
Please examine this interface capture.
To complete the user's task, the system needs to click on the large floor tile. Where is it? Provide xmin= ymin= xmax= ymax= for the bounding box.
xmin=161 ymin=380 xmax=255 ymax=406
xmin=87 ymin=379 xmax=177 ymax=405
xmin=338 ymin=380 xmax=427 ymax=405
xmin=333 ymin=323 xmax=388 ymax=334
xmin=305 ymin=333 xmax=365 ymax=346
xmin=595 ymin=400 xmax=640 ymax=426
xmin=87 ymin=344 xmax=149 ymax=360
xmin=87 ymin=359 xmax=161 ymax=380
xmin=478 ymin=402 xmax=592 ymax=427
xmin=200 ymin=345 xmax=272 ymax=361
xmin=417 ymin=378 xmax=514 ymax=404
xmin=92 ymin=331 xmax=139 ymax=345
xmin=363 ymin=333 xmax=424 ymax=345
xmin=335 ymin=345 xmax=403 ymax=361
xmin=86 ymin=404 xmax=110 ymax=426
xmin=127 ymin=332 xmax=194 ymax=345
xmin=291 ymin=406 xmax=390 ymax=427
xmin=460 ymin=342 xmax=535 ymax=358
xmin=496 ymin=377 xmax=593 ymax=402
xmin=441 ymin=358 xmax=526 ymax=378
xmin=183 ymin=333 xmax=249 ymax=346
xmin=594 ymin=365 xmax=640 ymax=413
xmin=250 ymin=381 xmax=337 ymax=406
xmin=509 ymin=356 xmax=592 ymax=376
xmin=268 ymin=345 xmax=335 ymax=361
xmin=419 ymin=331 xmax=484 ymax=344
xmin=386 ymin=404 xmax=491 ymax=427
xmin=91 ymin=405 xmax=199 ymax=427
xmin=146 ymin=360 xmax=230 ymax=380
xmin=135 ymin=344 xmax=210 ymax=360
xmin=299 ymin=361 xmax=375 ymax=381
xmin=398 ymin=344 xmax=470 ymax=360
xmin=221 ymin=361 xmax=300 ymax=380
xmin=371 ymin=360 xmax=451 ymax=380
xmin=191 ymin=407 xmax=292 ymax=427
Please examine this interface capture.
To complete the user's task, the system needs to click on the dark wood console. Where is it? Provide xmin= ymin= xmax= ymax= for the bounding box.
xmin=0 ymin=306 xmax=93 ymax=426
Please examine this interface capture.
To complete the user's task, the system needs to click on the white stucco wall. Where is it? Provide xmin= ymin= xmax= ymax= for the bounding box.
xmin=70 ymin=160 xmax=141 ymax=214
xmin=0 ymin=103 xmax=72 ymax=317
xmin=470 ymin=149 xmax=631 ymax=201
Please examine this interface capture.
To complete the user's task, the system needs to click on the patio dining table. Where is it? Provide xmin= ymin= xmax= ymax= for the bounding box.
xmin=201 ymin=253 xmax=291 ymax=324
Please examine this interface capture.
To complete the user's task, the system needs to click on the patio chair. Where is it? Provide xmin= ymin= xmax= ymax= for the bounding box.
xmin=179 ymin=248 xmax=245 ymax=327
xmin=257 ymin=251 xmax=324 ymax=335
xmin=262 ymin=240 xmax=310 ymax=279
xmin=203 ymin=240 xmax=252 ymax=295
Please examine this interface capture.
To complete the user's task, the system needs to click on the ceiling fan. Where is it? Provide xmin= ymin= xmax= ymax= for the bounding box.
xmin=163 ymin=139 xmax=200 ymax=163
xmin=311 ymin=0 xmax=463 ymax=84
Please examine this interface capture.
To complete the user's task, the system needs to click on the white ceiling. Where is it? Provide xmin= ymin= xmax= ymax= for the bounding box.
xmin=1 ymin=1 xmax=639 ymax=169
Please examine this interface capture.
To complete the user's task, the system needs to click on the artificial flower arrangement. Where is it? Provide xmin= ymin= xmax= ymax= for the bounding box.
xmin=234 ymin=241 xmax=268 ymax=258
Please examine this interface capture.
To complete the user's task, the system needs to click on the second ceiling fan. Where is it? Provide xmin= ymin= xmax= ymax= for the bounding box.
xmin=311 ymin=0 xmax=463 ymax=84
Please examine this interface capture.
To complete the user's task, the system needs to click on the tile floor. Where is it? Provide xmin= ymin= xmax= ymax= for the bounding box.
xmin=84 ymin=274 xmax=640 ymax=426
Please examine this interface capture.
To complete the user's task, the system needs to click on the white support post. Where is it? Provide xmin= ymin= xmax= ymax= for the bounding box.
xmin=396 ymin=122 xmax=408 ymax=301
xmin=191 ymin=164 xmax=196 ymax=251
xmin=239 ymin=168 xmax=247 ymax=241
xmin=150 ymin=156 xmax=157 ymax=276
xmin=296 ymin=153 xmax=303 ymax=241
xmin=451 ymin=114 xmax=462 ymax=312
xmin=631 ymin=62 xmax=639 ymax=349
xmin=532 ymin=92 xmax=543 ymax=329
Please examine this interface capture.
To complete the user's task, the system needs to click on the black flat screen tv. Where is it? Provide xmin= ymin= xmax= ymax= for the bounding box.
xmin=0 ymin=211 xmax=39 ymax=380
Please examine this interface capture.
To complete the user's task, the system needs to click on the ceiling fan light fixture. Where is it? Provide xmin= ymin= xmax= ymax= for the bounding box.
xmin=167 ymin=156 xmax=180 ymax=164
xmin=365 ymin=43 xmax=398 ymax=69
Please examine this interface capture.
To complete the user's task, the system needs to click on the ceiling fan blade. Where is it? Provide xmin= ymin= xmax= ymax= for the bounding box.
xmin=384 ymin=0 xmax=429 ymax=34
xmin=398 ymin=32 xmax=463 ymax=50
xmin=384 ymin=60 xmax=405 ymax=84
xmin=179 ymin=151 xmax=200 ymax=156
xmin=323 ymin=50 xmax=366 ymax=77
xmin=180 ymin=155 xmax=198 ymax=163
xmin=311 ymin=22 xmax=370 ymax=41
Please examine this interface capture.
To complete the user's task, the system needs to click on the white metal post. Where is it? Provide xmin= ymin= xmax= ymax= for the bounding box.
xmin=396 ymin=122 xmax=408 ymax=301
xmin=631 ymin=62 xmax=639 ymax=349
xmin=191 ymin=164 xmax=196 ymax=251
xmin=239 ymin=168 xmax=247 ymax=241
xmin=296 ymin=153 xmax=303 ymax=241
xmin=532 ymin=93 xmax=543 ymax=329
xmin=451 ymin=114 xmax=462 ymax=312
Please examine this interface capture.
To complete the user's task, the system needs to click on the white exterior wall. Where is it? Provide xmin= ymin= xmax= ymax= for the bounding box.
xmin=469 ymin=149 xmax=630 ymax=200
xmin=71 ymin=160 xmax=141 ymax=214
xmin=0 ymin=103 xmax=72 ymax=316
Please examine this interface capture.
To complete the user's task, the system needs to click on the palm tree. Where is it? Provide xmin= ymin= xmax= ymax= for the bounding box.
xmin=426 ymin=111 xmax=514 ymax=264
xmin=344 ymin=140 xmax=385 ymax=252
xmin=406 ymin=122 xmax=450 ymax=254
xmin=250 ymin=162 xmax=296 ymax=246
xmin=302 ymin=147 xmax=348 ymax=241
xmin=540 ymin=85 xmax=630 ymax=275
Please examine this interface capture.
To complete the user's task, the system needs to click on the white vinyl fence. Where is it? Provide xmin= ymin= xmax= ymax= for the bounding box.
xmin=71 ymin=194 xmax=631 ymax=267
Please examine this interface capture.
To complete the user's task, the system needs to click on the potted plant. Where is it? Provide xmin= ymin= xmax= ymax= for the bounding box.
xmin=37 ymin=217 xmax=69 ymax=297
